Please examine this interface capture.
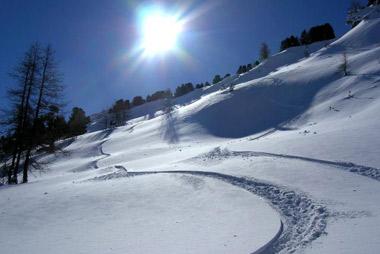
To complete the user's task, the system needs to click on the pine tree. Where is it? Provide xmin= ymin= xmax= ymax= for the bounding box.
xmin=260 ymin=43 xmax=270 ymax=61
xmin=67 ymin=107 xmax=90 ymax=137
xmin=280 ymin=36 xmax=300 ymax=51
xmin=37 ymin=105 xmax=68 ymax=152
xmin=108 ymin=99 xmax=129 ymax=127
xmin=308 ymin=23 xmax=336 ymax=44
xmin=322 ymin=23 xmax=336 ymax=40
xmin=195 ymin=83 xmax=204 ymax=89
xmin=132 ymin=96 xmax=145 ymax=106
xmin=236 ymin=66 xmax=243 ymax=74
xmin=212 ymin=75 xmax=222 ymax=84
xmin=300 ymin=30 xmax=310 ymax=45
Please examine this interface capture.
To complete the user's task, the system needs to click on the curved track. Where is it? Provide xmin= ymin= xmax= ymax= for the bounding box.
xmin=91 ymin=165 xmax=328 ymax=254
xmin=196 ymin=147 xmax=380 ymax=181
xmin=90 ymin=135 xmax=333 ymax=253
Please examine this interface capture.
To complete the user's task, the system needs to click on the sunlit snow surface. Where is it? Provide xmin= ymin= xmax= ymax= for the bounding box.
xmin=2 ymin=5 xmax=380 ymax=254
xmin=0 ymin=172 xmax=280 ymax=254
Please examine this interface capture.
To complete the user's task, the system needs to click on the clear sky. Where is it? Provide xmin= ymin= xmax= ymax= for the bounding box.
xmin=0 ymin=0 xmax=368 ymax=115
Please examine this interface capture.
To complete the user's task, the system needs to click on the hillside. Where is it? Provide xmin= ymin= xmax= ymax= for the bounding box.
xmin=1 ymin=5 xmax=380 ymax=254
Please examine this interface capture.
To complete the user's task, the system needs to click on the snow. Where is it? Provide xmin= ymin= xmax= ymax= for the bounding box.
xmin=0 ymin=173 xmax=281 ymax=254
xmin=1 ymin=8 xmax=380 ymax=254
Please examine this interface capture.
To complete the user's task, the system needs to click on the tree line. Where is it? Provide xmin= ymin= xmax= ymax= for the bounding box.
xmin=280 ymin=23 xmax=336 ymax=51
xmin=104 ymin=8 xmax=361 ymax=129
xmin=0 ymin=43 xmax=90 ymax=184
xmin=235 ymin=43 xmax=270 ymax=75
xmin=62 ymin=19 xmax=340 ymax=133
xmin=105 ymin=41 xmax=274 ymax=120
xmin=367 ymin=0 xmax=380 ymax=6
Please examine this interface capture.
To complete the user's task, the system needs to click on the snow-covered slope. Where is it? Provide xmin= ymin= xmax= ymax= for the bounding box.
xmin=88 ymin=40 xmax=332 ymax=132
xmin=2 ymin=7 xmax=380 ymax=254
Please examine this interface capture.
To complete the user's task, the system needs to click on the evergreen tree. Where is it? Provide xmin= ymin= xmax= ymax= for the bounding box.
xmin=308 ymin=23 xmax=336 ymax=44
xmin=212 ymin=75 xmax=222 ymax=84
xmin=368 ymin=0 xmax=380 ymax=6
xmin=322 ymin=23 xmax=336 ymax=40
xmin=108 ymin=99 xmax=129 ymax=127
xmin=195 ymin=83 xmax=204 ymax=89
xmin=132 ymin=96 xmax=145 ymax=106
xmin=67 ymin=107 xmax=90 ymax=137
xmin=174 ymin=83 xmax=194 ymax=97
xmin=300 ymin=30 xmax=311 ymax=45
xmin=146 ymin=89 xmax=172 ymax=102
xmin=174 ymin=85 xmax=182 ymax=97
xmin=42 ymin=106 xmax=68 ymax=151
xmin=260 ymin=43 xmax=270 ymax=61
xmin=280 ymin=35 xmax=300 ymax=51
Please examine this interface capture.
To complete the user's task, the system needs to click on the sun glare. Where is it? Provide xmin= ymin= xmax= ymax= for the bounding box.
xmin=141 ymin=13 xmax=183 ymax=55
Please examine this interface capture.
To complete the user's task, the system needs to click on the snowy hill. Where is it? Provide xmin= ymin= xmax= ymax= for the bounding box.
xmin=88 ymin=39 xmax=332 ymax=133
xmin=1 ymin=6 xmax=380 ymax=254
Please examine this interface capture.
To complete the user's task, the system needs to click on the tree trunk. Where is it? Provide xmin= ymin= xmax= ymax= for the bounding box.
xmin=22 ymin=46 xmax=50 ymax=183
xmin=13 ymin=149 xmax=22 ymax=184
xmin=17 ymin=48 xmax=38 ymax=183
xmin=7 ymin=150 xmax=17 ymax=184
xmin=8 ymin=65 xmax=32 ymax=184
xmin=22 ymin=149 xmax=31 ymax=183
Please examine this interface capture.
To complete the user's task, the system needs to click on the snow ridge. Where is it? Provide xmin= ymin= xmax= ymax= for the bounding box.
xmin=90 ymin=168 xmax=328 ymax=254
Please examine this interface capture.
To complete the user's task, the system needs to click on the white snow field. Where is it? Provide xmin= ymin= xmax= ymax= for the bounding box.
xmin=2 ymin=6 xmax=380 ymax=254
xmin=0 ymin=172 xmax=281 ymax=254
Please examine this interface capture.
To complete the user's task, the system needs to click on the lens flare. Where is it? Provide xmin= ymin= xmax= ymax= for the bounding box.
xmin=122 ymin=2 xmax=216 ymax=74
xmin=141 ymin=13 xmax=183 ymax=55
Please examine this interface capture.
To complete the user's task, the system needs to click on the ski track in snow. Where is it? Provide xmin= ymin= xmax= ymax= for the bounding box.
xmin=89 ymin=128 xmax=114 ymax=169
xmin=196 ymin=147 xmax=380 ymax=181
xmin=91 ymin=140 xmax=111 ymax=169
xmin=87 ymin=127 xmax=380 ymax=253
xmin=89 ymin=140 xmax=328 ymax=254
xmin=90 ymin=167 xmax=328 ymax=254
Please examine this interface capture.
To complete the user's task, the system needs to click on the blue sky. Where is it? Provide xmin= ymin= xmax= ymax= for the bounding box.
xmin=0 ymin=0 xmax=367 ymax=115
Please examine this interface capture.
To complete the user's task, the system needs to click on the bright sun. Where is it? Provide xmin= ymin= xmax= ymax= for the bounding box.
xmin=142 ymin=13 xmax=183 ymax=54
